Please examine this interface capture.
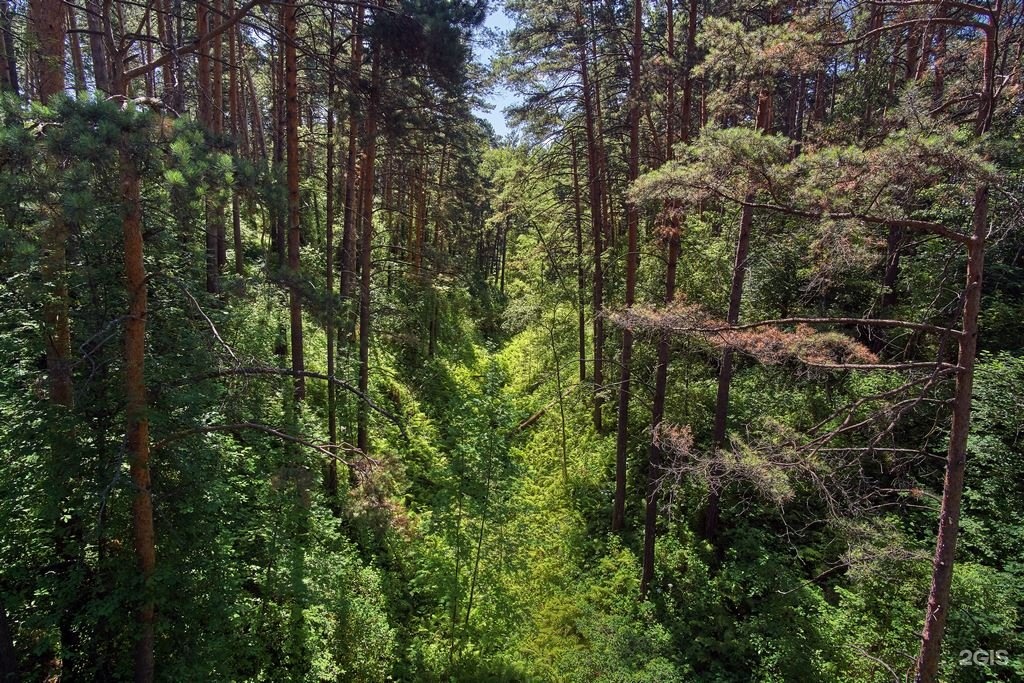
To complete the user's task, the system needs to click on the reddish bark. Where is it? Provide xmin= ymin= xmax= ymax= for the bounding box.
xmin=158 ymin=0 xmax=176 ymax=105
xmin=340 ymin=5 xmax=365 ymax=304
xmin=32 ymin=0 xmax=73 ymax=409
xmin=122 ymin=145 xmax=155 ymax=683
xmin=702 ymin=91 xmax=772 ymax=543
xmin=284 ymin=0 xmax=305 ymax=401
xmin=914 ymin=16 xmax=995 ymax=681
xmin=642 ymin=0 xmax=689 ymax=596
xmin=212 ymin=0 xmax=227 ymax=272
xmin=570 ymin=131 xmax=587 ymax=383
xmin=30 ymin=0 xmax=64 ymax=101
xmin=228 ymin=0 xmax=243 ymax=274
xmin=325 ymin=9 xmax=339 ymax=496
xmin=576 ymin=8 xmax=606 ymax=433
xmin=0 ymin=0 xmax=16 ymax=93
xmin=642 ymin=222 xmax=679 ymax=595
xmin=612 ymin=0 xmax=643 ymax=532
xmin=198 ymin=0 xmax=218 ymax=293
xmin=34 ymin=2 xmax=78 ymax=673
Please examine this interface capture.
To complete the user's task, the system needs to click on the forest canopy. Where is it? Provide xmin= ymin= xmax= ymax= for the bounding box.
xmin=0 ymin=0 xmax=1021 ymax=680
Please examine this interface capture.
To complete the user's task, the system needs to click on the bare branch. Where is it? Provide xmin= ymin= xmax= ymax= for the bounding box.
xmin=698 ymin=317 xmax=962 ymax=339
xmin=124 ymin=0 xmax=262 ymax=80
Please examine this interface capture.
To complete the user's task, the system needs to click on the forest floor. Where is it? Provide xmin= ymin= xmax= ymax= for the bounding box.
xmin=378 ymin=318 xmax=644 ymax=678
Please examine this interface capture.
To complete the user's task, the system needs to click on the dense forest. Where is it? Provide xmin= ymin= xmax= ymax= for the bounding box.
xmin=0 ymin=0 xmax=1022 ymax=680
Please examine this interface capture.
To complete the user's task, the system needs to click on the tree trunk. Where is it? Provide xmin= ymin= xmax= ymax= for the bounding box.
xmin=642 ymin=0 xmax=685 ymax=596
xmin=324 ymin=10 xmax=339 ymax=497
xmin=32 ymin=5 xmax=80 ymax=670
xmin=682 ymin=4 xmax=698 ymax=148
xmin=112 ymin=46 xmax=157 ymax=673
xmin=914 ymin=21 xmax=994 ymax=681
xmin=284 ymin=0 xmax=304 ymax=402
xmin=158 ymin=0 xmax=176 ymax=105
xmin=66 ymin=5 xmax=86 ymax=91
xmin=84 ymin=0 xmax=107 ymax=92
xmin=931 ymin=21 xmax=948 ymax=107
xmin=30 ymin=0 xmax=64 ymax=101
xmin=569 ymin=132 xmax=586 ymax=383
xmin=702 ymin=90 xmax=771 ymax=543
xmin=245 ymin=63 xmax=263 ymax=162
xmin=0 ymin=0 xmax=17 ymax=93
xmin=32 ymin=0 xmax=72 ymax=408
xmin=612 ymin=0 xmax=643 ymax=532
xmin=212 ymin=0 xmax=227 ymax=272
xmin=702 ymin=203 xmax=751 ymax=542
xmin=269 ymin=35 xmax=285 ymax=265
xmin=356 ymin=48 xmax=380 ymax=453
xmin=879 ymin=226 xmax=902 ymax=308
xmin=913 ymin=188 xmax=985 ymax=683
xmin=340 ymin=5 xmax=365 ymax=304
xmin=197 ymin=0 xmax=218 ymax=293
xmin=413 ymin=142 xmax=427 ymax=278
xmin=576 ymin=10 xmax=605 ymax=433
xmin=142 ymin=15 xmax=155 ymax=98
xmin=642 ymin=226 xmax=679 ymax=596
xmin=499 ymin=221 xmax=507 ymax=294
xmin=228 ymin=0 xmax=243 ymax=274
xmin=122 ymin=143 xmax=155 ymax=683
xmin=234 ymin=29 xmax=250 ymax=158
xmin=196 ymin=0 xmax=211 ymax=124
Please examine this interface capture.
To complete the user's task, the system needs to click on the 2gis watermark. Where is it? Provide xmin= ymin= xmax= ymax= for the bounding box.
xmin=958 ymin=649 xmax=1010 ymax=667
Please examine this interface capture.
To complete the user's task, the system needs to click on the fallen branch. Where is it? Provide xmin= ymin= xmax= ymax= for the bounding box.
xmin=517 ymin=382 xmax=581 ymax=431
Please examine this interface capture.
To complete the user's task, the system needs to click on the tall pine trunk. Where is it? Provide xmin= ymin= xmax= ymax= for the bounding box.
xmin=284 ymin=0 xmax=304 ymax=401
xmin=570 ymin=131 xmax=587 ymax=383
xmin=340 ymin=5 xmax=365 ymax=307
xmin=914 ymin=17 xmax=995 ymax=681
xmin=66 ymin=5 xmax=86 ymax=91
xmin=0 ymin=0 xmax=18 ymax=93
xmin=158 ymin=0 xmax=176 ymax=105
xmin=702 ymin=90 xmax=771 ymax=543
xmin=122 ymin=142 xmax=155 ymax=683
xmin=32 ymin=2 xmax=80 ymax=672
xmin=576 ymin=9 xmax=605 ymax=433
xmin=212 ymin=0 xmax=227 ymax=272
xmin=324 ymin=10 xmax=339 ymax=497
xmin=109 ymin=46 xmax=157 ymax=676
xmin=642 ymin=0 xmax=691 ymax=595
xmin=84 ymin=0 xmax=107 ymax=92
xmin=228 ymin=0 xmax=243 ymax=275
xmin=198 ymin=0 xmax=218 ymax=293
xmin=612 ymin=0 xmax=643 ymax=532
xmin=32 ymin=0 xmax=71 ymax=406
xmin=356 ymin=47 xmax=380 ymax=453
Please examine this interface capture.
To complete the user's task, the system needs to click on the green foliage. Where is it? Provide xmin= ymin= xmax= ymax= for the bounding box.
xmin=3 ymin=0 xmax=1024 ymax=675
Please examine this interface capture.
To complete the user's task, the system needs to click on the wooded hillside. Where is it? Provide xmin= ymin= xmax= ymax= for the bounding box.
xmin=0 ymin=0 xmax=1021 ymax=680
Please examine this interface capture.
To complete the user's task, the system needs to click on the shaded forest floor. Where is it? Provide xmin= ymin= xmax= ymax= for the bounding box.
xmin=348 ymin=308 xmax=683 ymax=680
